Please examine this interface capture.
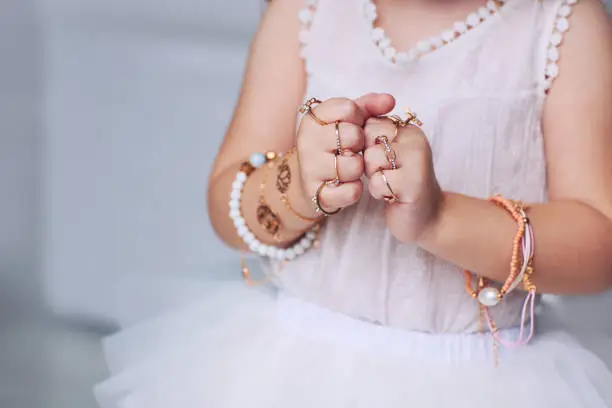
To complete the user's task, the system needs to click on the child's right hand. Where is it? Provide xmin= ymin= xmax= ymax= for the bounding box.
xmin=295 ymin=93 xmax=395 ymax=214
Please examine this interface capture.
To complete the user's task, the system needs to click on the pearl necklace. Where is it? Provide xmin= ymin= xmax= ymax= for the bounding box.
xmin=362 ymin=0 xmax=507 ymax=65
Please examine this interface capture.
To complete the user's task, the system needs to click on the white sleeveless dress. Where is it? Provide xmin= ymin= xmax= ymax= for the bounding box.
xmin=95 ymin=0 xmax=612 ymax=406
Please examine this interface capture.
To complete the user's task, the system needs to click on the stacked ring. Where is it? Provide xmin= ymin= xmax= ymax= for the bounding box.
xmin=313 ymin=179 xmax=342 ymax=216
xmin=332 ymin=154 xmax=341 ymax=185
xmin=334 ymin=121 xmax=343 ymax=156
xmin=375 ymin=135 xmax=398 ymax=170
xmin=377 ymin=168 xmax=400 ymax=204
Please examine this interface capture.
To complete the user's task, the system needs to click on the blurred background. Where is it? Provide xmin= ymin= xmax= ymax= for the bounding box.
xmin=1 ymin=1 xmax=611 ymax=407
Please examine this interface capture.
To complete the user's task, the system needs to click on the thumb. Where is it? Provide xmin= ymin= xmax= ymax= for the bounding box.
xmin=354 ymin=93 xmax=396 ymax=119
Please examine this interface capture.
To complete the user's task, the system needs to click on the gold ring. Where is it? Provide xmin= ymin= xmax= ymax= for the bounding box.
xmin=377 ymin=168 xmax=400 ymax=204
xmin=384 ymin=109 xmax=423 ymax=128
xmin=334 ymin=121 xmax=343 ymax=156
xmin=375 ymin=135 xmax=398 ymax=170
xmin=382 ymin=116 xmax=400 ymax=139
xmin=404 ymin=109 xmax=423 ymax=127
xmin=333 ymin=154 xmax=341 ymax=185
xmin=312 ymin=179 xmax=342 ymax=216
xmin=299 ymin=97 xmax=329 ymax=126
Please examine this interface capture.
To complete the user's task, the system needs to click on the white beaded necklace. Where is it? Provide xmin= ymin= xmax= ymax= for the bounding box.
xmin=362 ymin=0 xmax=507 ymax=65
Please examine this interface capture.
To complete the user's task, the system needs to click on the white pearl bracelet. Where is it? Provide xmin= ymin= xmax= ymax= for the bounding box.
xmin=229 ymin=153 xmax=319 ymax=261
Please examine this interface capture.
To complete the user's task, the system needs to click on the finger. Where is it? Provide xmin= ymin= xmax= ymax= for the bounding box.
xmin=312 ymin=152 xmax=364 ymax=183
xmin=363 ymin=142 xmax=402 ymax=178
xmin=353 ymin=93 xmax=396 ymax=119
xmin=363 ymin=116 xmax=400 ymax=148
xmin=309 ymin=94 xmax=395 ymax=127
xmin=309 ymin=98 xmax=367 ymax=127
xmin=316 ymin=122 xmax=364 ymax=154
xmin=318 ymin=181 xmax=363 ymax=211
xmin=369 ymin=169 xmax=413 ymax=204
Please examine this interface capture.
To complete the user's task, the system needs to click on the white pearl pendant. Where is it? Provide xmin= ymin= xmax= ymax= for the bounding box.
xmin=478 ymin=287 xmax=501 ymax=307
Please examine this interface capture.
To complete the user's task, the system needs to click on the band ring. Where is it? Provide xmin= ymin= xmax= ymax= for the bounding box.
xmin=299 ymin=97 xmax=329 ymax=126
xmin=377 ymin=168 xmax=400 ymax=204
xmin=375 ymin=135 xmax=398 ymax=170
xmin=334 ymin=121 xmax=343 ymax=156
xmin=313 ymin=179 xmax=342 ymax=216
xmin=333 ymin=154 xmax=341 ymax=185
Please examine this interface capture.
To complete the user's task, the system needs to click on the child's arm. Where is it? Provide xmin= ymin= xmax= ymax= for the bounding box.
xmin=417 ymin=1 xmax=612 ymax=294
xmin=207 ymin=1 xmax=393 ymax=250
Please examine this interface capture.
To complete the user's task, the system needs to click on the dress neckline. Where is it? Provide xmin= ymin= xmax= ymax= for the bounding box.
xmin=360 ymin=0 xmax=509 ymax=65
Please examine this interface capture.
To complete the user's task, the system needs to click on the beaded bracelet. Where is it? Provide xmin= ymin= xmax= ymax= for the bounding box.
xmin=229 ymin=152 xmax=320 ymax=261
xmin=463 ymin=196 xmax=537 ymax=364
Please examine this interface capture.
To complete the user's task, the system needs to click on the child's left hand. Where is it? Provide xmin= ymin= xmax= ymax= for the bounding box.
xmin=363 ymin=116 xmax=444 ymax=243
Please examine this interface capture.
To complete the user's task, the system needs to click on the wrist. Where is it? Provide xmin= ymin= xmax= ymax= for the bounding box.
xmin=416 ymin=190 xmax=449 ymax=249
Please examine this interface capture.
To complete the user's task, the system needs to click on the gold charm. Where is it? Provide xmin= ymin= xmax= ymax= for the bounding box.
xmin=256 ymin=204 xmax=282 ymax=237
xmin=276 ymin=157 xmax=291 ymax=194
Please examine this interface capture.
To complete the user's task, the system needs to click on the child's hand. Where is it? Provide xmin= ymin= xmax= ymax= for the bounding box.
xmin=363 ymin=116 xmax=444 ymax=243
xmin=295 ymin=94 xmax=394 ymax=215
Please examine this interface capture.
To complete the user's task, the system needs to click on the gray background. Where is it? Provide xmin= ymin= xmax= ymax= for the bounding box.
xmin=1 ymin=1 xmax=611 ymax=407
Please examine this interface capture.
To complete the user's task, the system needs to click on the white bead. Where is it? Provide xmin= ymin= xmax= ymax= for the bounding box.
xmin=236 ymin=172 xmax=247 ymax=182
xmin=298 ymin=237 xmax=310 ymax=249
xmin=478 ymin=287 xmax=501 ymax=307
xmin=466 ymin=13 xmax=481 ymax=27
xmin=558 ymin=5 xmax=572 ymax=17
xmin=371 ymin=27 xmax=385 ymax=42
xmin=306 ymin=230 xmax=316 ymax=240
xmin=486 ymin=0 xmax=497 ymax=11
xmin=286 ymin=249 xmax=297 ymax=260
xmin=407 ymin=48 xmax=420 ymax=61
xmin=546 ymin=63 xmax=560 ymax=78
xmin=231 ymin=180 xmax=242 ymax=190
xmin=230 ymin=190 xmax=241 ymax=201
xmin=453 ymin=21 xmax=468 ymax=34
xmin=547 ymin=46 xmax=559 ymax=62
xmin=478 ymin=7 xmax=491 ymax=19
xmin=383 ymin=46 xmax=396 ymax=61
xmin=237 ymin=225 xmax=248 ymax=238
xmin=543 ymin=78 xmax=553 ymax=91
xmin=550 ymin=32 xmax=563 ymax=46
xmin=441 ymin=30 xmax=455 ymax=43
xmin=233 ymin=218 xmax=245 ymax=229
xmin=378 ymin=37 xmax=391 ymax=50
xmin=249 ymin=152 xmax=267 ymax=169
xmin=363 ymin=2 xmax=377 ymax=16
xmin=555 ymin=18 xmax=569 ymax=33
xmin=294 ymin=245 xmax=305 ymax=256
xmin=229 ymin=199 xmax=240 ymax=210
xmin=299 ymin=29 xmax=310 ymax=44
xmin=229 ymin=209 xmax=240 ymax=219
xmin=298 ymin=9 xmax=312 ymax=24
xmin=250 ymin=241 xmax=261 ymax=253
xmin=430 ymin=36 xmax=444 ymax=48
xmin=417 ymin=40 xmax=431 ymax=53
xmin=256 ymin=245 xmax=268 ymax=256
xmin=567 ymin=0 xmax=577 ymax=5
xmin=395 ymin=52 xmax=409 ymax=64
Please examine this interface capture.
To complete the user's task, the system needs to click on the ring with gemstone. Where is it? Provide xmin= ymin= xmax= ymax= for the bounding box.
xmin=299 ymin=97 xmax=329 ymax=126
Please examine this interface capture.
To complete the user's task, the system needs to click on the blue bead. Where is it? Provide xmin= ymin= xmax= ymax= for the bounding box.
xmin=249 ymin=152 xmax=267 ymax=168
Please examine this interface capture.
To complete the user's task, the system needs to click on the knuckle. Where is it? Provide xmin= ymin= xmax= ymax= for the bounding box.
xmin=338 ymin=100 xmax=359 ymax=119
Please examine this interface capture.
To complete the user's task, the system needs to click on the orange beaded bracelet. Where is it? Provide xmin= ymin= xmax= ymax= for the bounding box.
xmin=464 ymin=195 xmax=530 ymax=307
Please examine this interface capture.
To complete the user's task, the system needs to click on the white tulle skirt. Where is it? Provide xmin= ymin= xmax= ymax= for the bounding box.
xmin=95 ymin=281 xmax=612 ymax=408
